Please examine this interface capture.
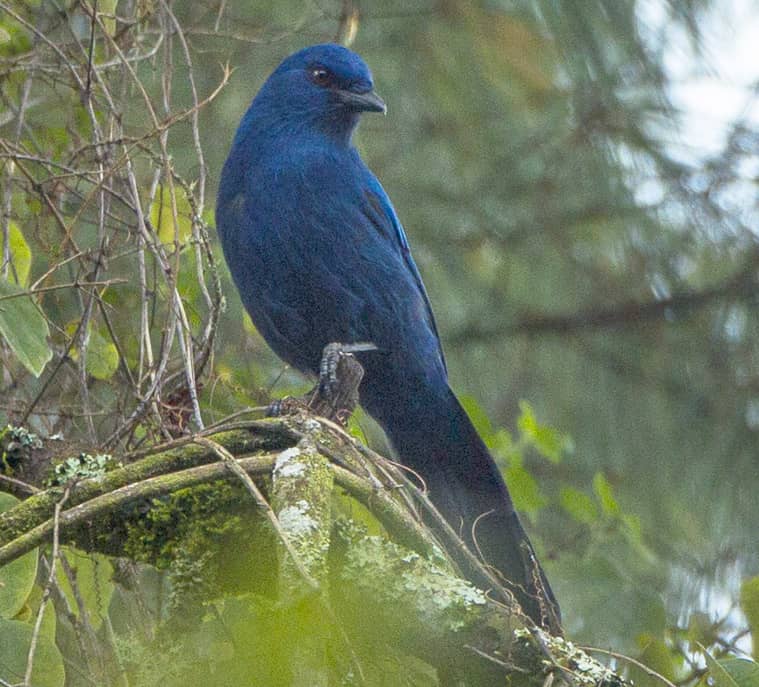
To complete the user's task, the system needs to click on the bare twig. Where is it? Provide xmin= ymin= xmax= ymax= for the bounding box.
xmin=0 ymin=473 xmax=40 ymax=497
xmin=23 ymin=485 xmax=71 ymax=686
xmin=193 ymin=436 xmax=320 ymax=590
xmin=581 ymin=646 xmax=679 ymax=687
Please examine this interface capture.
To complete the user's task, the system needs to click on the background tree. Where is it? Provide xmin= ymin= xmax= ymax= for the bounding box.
xmin=0 ymin=0 xmax=757 ymax=685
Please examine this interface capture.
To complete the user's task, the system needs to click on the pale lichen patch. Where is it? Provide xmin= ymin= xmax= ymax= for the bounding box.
xmin=272 ymin=445 xmax=333 ymax=583
xmin=514 ymin=627 xmax=621 ymax=687
xmin=277 ymin=500 xmax=318 ymax=538
xmin=273 ymin=446 xmax=305 ymax=478
xmin=342 ymin=530 xmax=488 ymax=633
xmin=298 ymin=417 xmax=322 ymax=433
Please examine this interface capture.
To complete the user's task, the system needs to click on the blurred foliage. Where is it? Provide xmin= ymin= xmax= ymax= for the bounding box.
xmin=0 ymin=493 xmax=38 ymax=618
xmin=0 ymin=0 xmax=758 ymax=684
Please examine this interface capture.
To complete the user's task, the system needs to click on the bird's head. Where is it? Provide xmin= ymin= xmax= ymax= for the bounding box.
xmin=253 ymin=44 xmax=386 ymax=142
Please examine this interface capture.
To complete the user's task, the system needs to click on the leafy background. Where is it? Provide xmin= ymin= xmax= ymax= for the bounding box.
xmin=0 ymin=0 xmax=758 ymax=684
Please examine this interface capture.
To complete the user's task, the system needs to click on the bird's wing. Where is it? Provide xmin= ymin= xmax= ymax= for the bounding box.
xmin=216 ymin=186 xmax=318 ymax=372
xmin=362 ymin=174 xmax=447 ymax=375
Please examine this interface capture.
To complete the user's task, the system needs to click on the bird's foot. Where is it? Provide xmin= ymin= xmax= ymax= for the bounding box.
xmin=318 ymin=342 xmax=375 ymax=399
xmin=311 ymin=342 xmax=376 ymax=425
xmin=267 ymin=342 xmax=376 ymax=426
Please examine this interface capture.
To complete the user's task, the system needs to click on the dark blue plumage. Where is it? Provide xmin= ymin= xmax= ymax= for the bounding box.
xmin=216 ymin=44 xmax=559 ymax=627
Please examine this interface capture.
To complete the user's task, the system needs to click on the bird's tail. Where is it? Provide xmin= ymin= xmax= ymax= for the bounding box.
xmin=370 ymin=384 xmax=560 ymax=629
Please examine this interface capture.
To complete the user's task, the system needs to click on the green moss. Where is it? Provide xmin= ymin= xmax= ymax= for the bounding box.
xmin=0 ymin=426 xmax=288 ymax=549
xmin=123 ymin=481 xmax=237 ymax=567
xmin=122 ymin=481 xmax=277 ymax=610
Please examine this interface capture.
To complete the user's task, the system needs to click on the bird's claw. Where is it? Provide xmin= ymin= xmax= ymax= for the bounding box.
xmin=317 ymin=341 xmax=376 ymax=402
xmin=266 ymin=342 xmax=376 ymax=424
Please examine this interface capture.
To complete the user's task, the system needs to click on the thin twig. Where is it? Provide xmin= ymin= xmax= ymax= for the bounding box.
xmin=581 ymin=646 xmax=679 ymax=687
xmin=0 ymin=279 xmax=128 ymax=302
xmin=24 ymin=485 xmax=71 ymax=686
xmin=0 ymin=473 xmax=39 ymax=497
xmin=193 ymin=436 xmax=320 ymax=590
xmin=464 ymin=644 xmax=529 ymax=673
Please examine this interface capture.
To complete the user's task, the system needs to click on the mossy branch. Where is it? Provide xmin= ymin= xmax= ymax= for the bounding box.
xmin=0 ymin=412 xmax=625 ymax=684
xmin=0 ymin=417 xmax=438 ymax=567
xmin=0 ymin=422 xmax=291 ymax=547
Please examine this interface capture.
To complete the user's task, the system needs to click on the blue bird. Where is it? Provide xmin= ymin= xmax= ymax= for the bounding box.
xmin=216 ymin=44 xmax=559 ymax=628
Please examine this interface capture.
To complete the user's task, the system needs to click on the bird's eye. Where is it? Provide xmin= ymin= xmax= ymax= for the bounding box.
xmin=309 ymin=67 xmax=333 ymax=87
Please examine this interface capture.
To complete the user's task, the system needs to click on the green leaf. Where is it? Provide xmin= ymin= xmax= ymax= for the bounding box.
xmin=504 ymin=463 xmax=546 ymax=515
xmin=635 ymin=633 xmax=677 ymax=683
xmin=458 ymin=394 xmax=494 ymax=438
xmin=719 ymin=659 xmax=759 ymax=687
xmin=0 ymin=280 xmax=51 ymax=376
xmin=5 ymin=221 xmax=31 ymax=287
xmin=86 ymin=327 xmax=119 ymax=380
xmin=242 ymin=310 xmax=258 ymax=335
xmin=0 ymin=617 xmax=65 ymax=687
xmin=150 ymin=186 xmax=193 ymax=245
xmin=688 ymin=612 xmax=716 ymax=647
xmin=705 ymin=654 xmax=759 ymax=687
xmin=99 ymin=0 xmax=118 ymax=36
xmin=489 ymin=428 xmax=515 ymax=458
xmin=560 ymin=486 xmax=599 ymax=524
xmin=344 ymin=408 xmax=369 ymax=444
xmin=517 ymin=400 xmax=566 ymax=463
xmin=491 ymin=429 xmax=525 ymax=473
xmin=0 ymin=493 xmax=38 ymax=619
xmin=517 ymin=400 xmax=538 ymax=437
xmin=56 ymin=548 xmax=114 ymax=630
xmin=740 ymin=576 xmax=759 ymax=658
xmin=23 ymin=584 xmax=57 ymax=641
xmin=593 ymin=472 xmax=620 ymax=516
xmin=66 ymin=322 xmax=120 ymax=380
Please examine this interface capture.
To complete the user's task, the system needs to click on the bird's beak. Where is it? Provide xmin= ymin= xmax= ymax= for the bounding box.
xmin=337 ymin=89 xmax=387 ymax=114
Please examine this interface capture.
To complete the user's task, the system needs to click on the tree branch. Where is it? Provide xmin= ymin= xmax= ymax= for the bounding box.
xmin=451 ymin=249 xmax=759 ymax=343
xmin=0 ymin=411 xmax=625 ymax=684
